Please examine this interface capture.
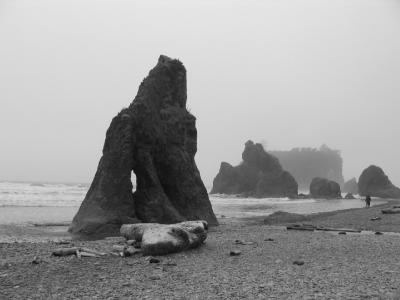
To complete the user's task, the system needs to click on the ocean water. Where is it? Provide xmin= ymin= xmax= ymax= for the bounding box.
xmin=0 ymin=181 xmax=385 ymax=225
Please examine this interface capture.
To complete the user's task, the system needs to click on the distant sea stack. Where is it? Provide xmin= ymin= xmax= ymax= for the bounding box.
xmin=211 ymin=141 xmax=298 ymax=198
xmin=343 ymin=177 xmax=358 ymax=194
xmin=69 ymin=55 xmax=218 ymax=237
xmin=270 ymin=145 xmax=344 ymax=191
xmin=309 ymin=177 xmax=341 ymax=199
xmin=358 ymin=165 xmax=400 ymax=199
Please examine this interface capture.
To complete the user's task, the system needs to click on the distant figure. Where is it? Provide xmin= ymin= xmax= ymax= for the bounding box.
xmin=365 ymin=195 xmax=371 ymax=208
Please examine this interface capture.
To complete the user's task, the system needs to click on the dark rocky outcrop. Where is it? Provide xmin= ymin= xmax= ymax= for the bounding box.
xmin=309 ymin=177 xmax=341 ymax=199
xmin=271 ymin=145 xmax=344 ymax=191
xmin=343 ymin=178 xmax=358 ymax=194
xmin=344 ymin=193 xmax=355 ymax=200
xmin=69 ymin=55 xmax=217 ymax=237
xmin=358 ymin=165 xmax=400 ymax=199
xmin=211 ymin=141 xmax=298 ymax=198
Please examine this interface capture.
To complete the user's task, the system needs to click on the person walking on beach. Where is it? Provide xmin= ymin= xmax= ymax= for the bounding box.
xmin=365 ymin=195 xmax=371 ymax=208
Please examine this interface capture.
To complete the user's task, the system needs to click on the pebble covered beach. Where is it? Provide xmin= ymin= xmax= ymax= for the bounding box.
xmin=1 ymin=200 xmax=400 ymax=299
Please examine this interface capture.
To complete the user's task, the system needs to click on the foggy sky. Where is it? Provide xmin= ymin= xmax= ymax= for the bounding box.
xmin=1 ymin=0 xmax=399 ymax=187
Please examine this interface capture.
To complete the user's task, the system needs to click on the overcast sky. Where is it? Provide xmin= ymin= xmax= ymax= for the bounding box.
xmin=1 ymin=0 xmax=399 ymax=187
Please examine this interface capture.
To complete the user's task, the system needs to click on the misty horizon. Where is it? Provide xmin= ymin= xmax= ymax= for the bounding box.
xmin=1 ymin=0 xmax=400 ymax=187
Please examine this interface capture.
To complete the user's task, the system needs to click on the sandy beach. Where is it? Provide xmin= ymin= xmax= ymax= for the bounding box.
xmin=1 ymin=200 xmax=400 ymax=299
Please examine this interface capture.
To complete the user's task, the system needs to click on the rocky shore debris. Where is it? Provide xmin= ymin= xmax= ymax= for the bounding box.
xmin=120 ymin=220 xmax=208 ymax=255
xmin=381 ymin=207 xmax=400 ymax=214
xmin=69 ymin=55 xmax=217 ymax=237
xmin=211 ymin=140 xmax=298 ymax=198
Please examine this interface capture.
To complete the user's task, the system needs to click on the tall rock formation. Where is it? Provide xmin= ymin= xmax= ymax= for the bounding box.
xmin=309 ymin=177 xmax=341 ymax=199
xmin=271 ymin=145 xmax=344 ymax=191
xmin=343 ymin=177 xmax=358 ymax=194
xmin=211 ymin=141 xmax=298 ymax=198
xmin=358 ymin=165 xmax=400 ymax=198
xmin=69 ymin=55 xmax=217 ymax=236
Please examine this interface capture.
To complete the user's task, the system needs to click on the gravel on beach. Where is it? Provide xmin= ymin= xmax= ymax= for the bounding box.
xmin=1 ymin=203 xmax=400 ymax=299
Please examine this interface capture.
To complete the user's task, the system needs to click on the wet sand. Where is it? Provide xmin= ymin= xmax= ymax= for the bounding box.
xmin=1 ymin=200 xmax=400 ymax=299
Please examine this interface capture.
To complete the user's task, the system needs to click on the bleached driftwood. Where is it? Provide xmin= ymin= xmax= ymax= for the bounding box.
xmin=120 ymin=221 xmax=208 ymax=255
xmin=52 ymin=247 xmax=107 ymax=257
xmin=52 ymin=248 xmax=79 ymax=257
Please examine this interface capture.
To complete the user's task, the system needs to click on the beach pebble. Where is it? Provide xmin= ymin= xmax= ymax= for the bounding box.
xmin=31 ymin=256 xmax=42 ymax=264
xmin=148 ymin=257 xmax=161 ymax=264
xmin=293 ymin=260 xmax=305 ymax=266
xmin=230 ymin=250 xmax=242 ymax=256
xmin=149 ymin=274 xmax=161 ymax=280
xmin=233 ymin=239 xmax=255 ymax=245
xmin=112 ymin=245 xmax=126 ymax=252
xmin=123 ymin=246 xmax=141 ymax=257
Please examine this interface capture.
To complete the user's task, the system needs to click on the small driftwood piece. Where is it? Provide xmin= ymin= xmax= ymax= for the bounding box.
xmin=52 ymin=248 xmax=79 ymax=257
xmin=80 ymin=248 xmax=107 ymax=256
xmin=315 ymin=227 xmax=361 ymax=233
xmin=79 ymin=251 xmax=98 ymax=258
xmin=52 ymin=247 xmax=107 ymax=258
xmin=33 ymin=222 xmax=70 ymax=227
xmin=286 ymin=224 xmax=315 ymax=231
xmin=286 ymin=224 xmax=361 ymax=233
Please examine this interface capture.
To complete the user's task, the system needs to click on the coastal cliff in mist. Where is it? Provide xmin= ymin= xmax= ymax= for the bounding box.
xmin=270 ymin=145 xmax=344 ymax=191
xmin=211 ymin=141 xmax=298 ymax=198
xmin=69 ymin=55 xmax=217 ymax=236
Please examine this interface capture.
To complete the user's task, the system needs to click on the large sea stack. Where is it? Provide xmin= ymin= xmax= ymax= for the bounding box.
xmin=69 ymin=55 xmax=218 ymax=236
xmin=358 ymin=165 xmax=400 ymax=198
xmin=342 ymin=177 xmax=358 ymax=194
xmin=309 ymin=177 xmax=341 ymax=199
xmin=210 ymin=141 xmax=298 ymax=198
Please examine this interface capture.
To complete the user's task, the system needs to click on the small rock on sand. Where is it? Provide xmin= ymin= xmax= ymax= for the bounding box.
xmin=293 ymin=260 xmax=305 ymax=266
xmin=230 ymin=250 xmax=241 ymax=256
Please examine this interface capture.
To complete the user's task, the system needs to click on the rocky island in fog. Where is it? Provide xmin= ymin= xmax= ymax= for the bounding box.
xmin=69 ymin=55 xmax=217 ymax=236
xmin=271 ymin=145 xmax=344 ymax=191
xmin=343 ymin=177 xmax=359 ymax=194
xmin=359 ymin=165 xmax=400 ymax=199
xmin=309 ymin=177 xmax=342 ymax=199
xmin=211 ymin=140 xmax=298 ymax=198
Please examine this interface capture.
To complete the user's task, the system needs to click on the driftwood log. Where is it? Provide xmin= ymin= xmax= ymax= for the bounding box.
xmin=287 ymin=224 xmax=361 ymax=233
xmin=120 ymin=221 xmax=208 ymax=255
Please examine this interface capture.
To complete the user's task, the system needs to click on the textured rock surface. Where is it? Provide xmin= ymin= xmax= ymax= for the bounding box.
xmin=309 ymin=177 xmax=341 ymax=199
xmin=343 ymin=177 xmax=358 ymax=194
xmin=69 ymin=56 xmax=217 ymax=236
xmin=358 ymin=165 xmax=400 ymax=198
xmin=211 ymin=141 xmax=298 ymax=197
xmin=120 ymin=221 xmax=207 ymax=255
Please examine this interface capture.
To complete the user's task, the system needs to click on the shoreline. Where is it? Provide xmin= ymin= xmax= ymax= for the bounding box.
xmin=1 ymin=200 xmax=400 ymax=298
xmin=1 ymin=198 xmax=398 ymax=244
